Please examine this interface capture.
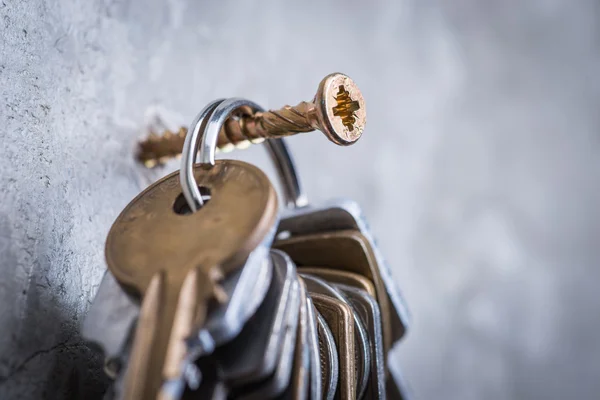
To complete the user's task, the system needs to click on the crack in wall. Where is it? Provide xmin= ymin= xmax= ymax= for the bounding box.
xmin=0 ymin=339 xmax=85 ymax=384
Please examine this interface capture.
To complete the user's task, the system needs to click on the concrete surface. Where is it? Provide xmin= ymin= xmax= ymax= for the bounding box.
xmin=1 ymin=0 xmax=600 ymax=398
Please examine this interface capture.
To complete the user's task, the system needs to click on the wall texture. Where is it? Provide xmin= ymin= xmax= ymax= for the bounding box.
xmin=1 ymin=0 xmax=600 ymax=399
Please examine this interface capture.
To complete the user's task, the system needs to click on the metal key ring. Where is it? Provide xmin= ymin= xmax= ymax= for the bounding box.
xmin=180 ymin=98 xmax=308 ymax=212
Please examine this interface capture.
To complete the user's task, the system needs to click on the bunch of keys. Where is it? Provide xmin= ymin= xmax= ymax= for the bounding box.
xmin=83 ymin=73 xmax=411 ymax=399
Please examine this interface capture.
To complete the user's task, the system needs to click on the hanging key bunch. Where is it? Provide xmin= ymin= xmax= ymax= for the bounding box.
xmin=83 ymin=73 xmax=411 ymax=400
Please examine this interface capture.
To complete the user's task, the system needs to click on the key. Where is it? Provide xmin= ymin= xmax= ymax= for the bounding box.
xmin=299 ymin=268 xmax=385 ymax=399
xmin=277 ymin=278 xmax=311 ymax=400
xmin=89 ymin=252 xmax=273 ymax=397
xmin=310 ymin=292 xmax=356 ymax=400
xmin=95 ymin=242 xmax=275 ymax=391
xmin=236 ymin=250 xmax=273 ymax=323
xmin=235 ymin=283 xmax=300 ymax=400
xmin=215 ymin=249 xmax=300 ymax=388
xmin=306 ymin=296 xmax=323 ymax=400
xmin=277 ymin=200 xmax=410 ymax=346
xmin=200 ymin=235 xmax=275 ymax=349
xmin=153 ymin=241 xmax=276 ymax=392
xmin=82 ymin=271 xmax=139 ymax=378
xmin=335 ymin=284 xmax=386 ymax=400
xmin=316 ymin=311 xmax=338 ymax=400
xmin=105 ymin=160 xmax=278 ymax=400
xmin=276 ymin=229 xmax=396 ymax=354
xmin=301 ymin=275 xmax=371 ymax=400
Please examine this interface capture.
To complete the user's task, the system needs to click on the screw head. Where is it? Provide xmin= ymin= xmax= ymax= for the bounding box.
xmin=315 ymin=73 xmax=366 ymax=146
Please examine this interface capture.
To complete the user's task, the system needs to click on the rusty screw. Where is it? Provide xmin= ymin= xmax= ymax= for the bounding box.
xmin=137 ymin=73 xmax=366 ymax=167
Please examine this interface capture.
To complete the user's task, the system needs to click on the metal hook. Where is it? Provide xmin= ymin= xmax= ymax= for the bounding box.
xmin=180 ymin=98 xmax=307 ymax=212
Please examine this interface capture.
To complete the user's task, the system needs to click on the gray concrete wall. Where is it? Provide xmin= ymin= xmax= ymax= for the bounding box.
xmin=1 ymin=0 xmax=599 ymax=398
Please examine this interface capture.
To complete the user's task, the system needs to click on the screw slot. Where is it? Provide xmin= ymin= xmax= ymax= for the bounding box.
xmin=332 ymin=85 xmax=361 ymax=131
xmin=173 ymin=186 xmax=211 ymax=214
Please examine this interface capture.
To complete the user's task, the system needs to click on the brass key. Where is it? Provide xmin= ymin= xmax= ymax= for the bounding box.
xmin=105 ymin=160 xmax=278 ymax=400
xmin=310 ymin=292 xmax=356 ymax=400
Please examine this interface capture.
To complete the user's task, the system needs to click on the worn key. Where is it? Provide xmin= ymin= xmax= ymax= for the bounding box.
xmin=302 ymin=274 xmax=371 ymax=400
xmin=277 ymin=200 xmax=410 ymax=346
xmin=299 ymin=267 xmax=385 ymax=398
xmin=216 ymin=249 xmax=300 ymax=388
xmin=276 ymin=229 xmax=396 ymax=354
xmin=105 ymin=160 xmax=278 ymax=400
xmin=310 ymin=292 xmax=355 ymax=400
xmin=236 ymin=281 xmax=300 ymax=400
xmin=316 ymin=311 xmax=338 ymax=400
xmin=90 ymin=251 xmax=273 ymax=397
xmin=97 ymin=241 xmax=275 ymax=390
xmin=200 ymin=238 xmax=275 ymax=349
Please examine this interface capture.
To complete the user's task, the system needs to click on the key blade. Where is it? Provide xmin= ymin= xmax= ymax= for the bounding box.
xmin=121 ymin=269 xmax=213 ymax=400
xmin=122 ymin=273 xmax=163 ymax=400
xmin=164 ymin=268 xmax=207 ymax=380
xmin=160 ymin=268 xmax=213 ymax=400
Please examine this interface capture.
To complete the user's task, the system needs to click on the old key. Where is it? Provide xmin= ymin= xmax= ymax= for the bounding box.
xmin=105 ymin=160 xmax=278 ymax=399
xmin=301 ymin=274 xmax=371 ymax=400
xmin=277 ymin=200 xmax=410 ymax=347
xmin=276 ymin=229 xmax=396 ymax=354
xmin=310 ymin=292 xmax=356 ymax=400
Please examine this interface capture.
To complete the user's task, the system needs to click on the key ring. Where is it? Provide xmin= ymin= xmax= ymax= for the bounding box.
xmin=180 ymin=98 xmax=308 ymax=212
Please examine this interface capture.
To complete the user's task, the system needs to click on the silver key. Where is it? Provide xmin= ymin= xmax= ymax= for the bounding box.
xmin=302 ymin=274 xmax=371 ymax=400
xmin=199 ymin=224 xmax=277 ymax=351
xmin=217 ymin=249 xmax=300 ymax=387
xmin=278 ymin=199 xmax=410 ymax=342
xmin=236 ymin=283 xmax=300 ymax=398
